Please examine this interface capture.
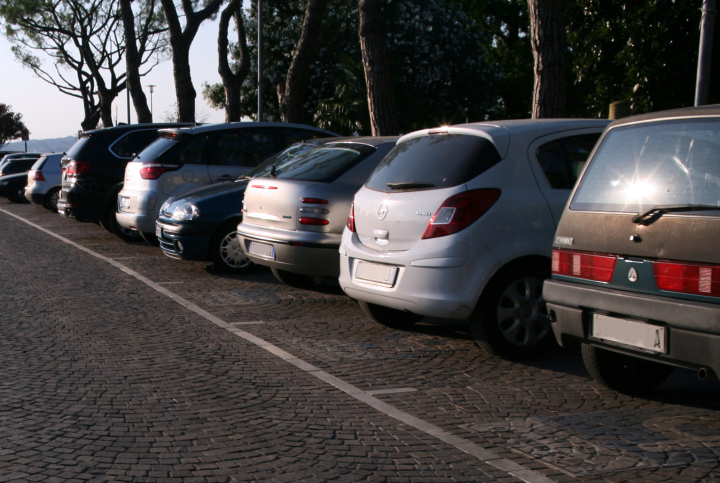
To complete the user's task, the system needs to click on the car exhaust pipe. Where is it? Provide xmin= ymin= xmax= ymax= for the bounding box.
xmin=697 ymin=367 xmax=718 ymax=381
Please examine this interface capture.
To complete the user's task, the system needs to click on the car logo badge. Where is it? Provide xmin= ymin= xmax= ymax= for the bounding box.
xmin=377 ymin=201 xmax=389 ymax=220
xmin=628 ymin=267 xmax=638 ymax=282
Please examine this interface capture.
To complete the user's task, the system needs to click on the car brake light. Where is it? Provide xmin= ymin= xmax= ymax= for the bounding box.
xmin=139 ymin=163 xmax=180 ymax=180
xmin=301 ymin=198 xmax=328 ymax=204
xmin=653 ymin=261 xmax=720 ymax=297
xmin=251 ymin=184 xmax=278 ymax=189
xmin=551 ymin=249 xmax=617 ymax=283
xmin=346 ymin=201 xmax=355 ymax=232
xmin=66 ymin=161 xmax=91 ymax=178
xmin=421 ymin=189 xmax=501 ymax=239
xmin=299 ymin=217 xmax=329 ymax=225
xmin=31 ymin=170 xmax=45 ymax=181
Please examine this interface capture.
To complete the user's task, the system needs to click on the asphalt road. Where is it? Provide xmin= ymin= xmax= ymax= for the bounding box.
xmin=1 ymin=198 xmax=720 ymax=483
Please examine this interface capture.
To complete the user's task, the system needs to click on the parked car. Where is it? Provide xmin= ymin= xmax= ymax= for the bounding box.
xmin=543 ymin=105 xmax=720 ymax=393
xmin=237 ymin=137 xmax=399 ymax=286
xmin=156 ymin=138 xmax=336 ymax=273
xmin=338 ymin=119 xmax=609 ymax=359
xmin=0 ymin=152 xmax=42 ymax=169
xmin=57 ymin=123 xmax=195 ymax=241
xmin=25 ymin=153 xmax=63 ymax=211
xmin=0 ymin=155 xmax=44 ymax=202
xmin=116 ymin=122 xmax=339 ymax=246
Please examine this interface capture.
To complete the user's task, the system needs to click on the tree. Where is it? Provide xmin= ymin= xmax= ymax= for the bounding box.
xmin=528 ymin=0 xmax=567 ymax=118
xmin=217 ymin=0 xmax=250 ymax=122
xmin=159 ymin=0 xmax=225 ymax=122
xmin=277 ymin=0 xmax=328 ymax=124
xmin=358 ymin=0 xmax=398 ymax=135
xmin=0 ymin=104 xmax=29 ymax=149
xmin=119 ymin=0 xmax=169 ymax=123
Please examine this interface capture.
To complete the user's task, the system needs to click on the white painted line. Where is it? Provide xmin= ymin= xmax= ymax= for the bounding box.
xmin=1 ymin=208 xmax=556 ymax=483
xmin=231 ymin=321 xmax=266 ymax=325
xmin=157 ymin=281 xmax=185 ymax=284
xmin=366 ymin=388 xmax=417 ymax=395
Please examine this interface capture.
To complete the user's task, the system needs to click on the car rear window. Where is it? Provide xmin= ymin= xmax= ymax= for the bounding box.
xmin=110 ymin=129 xmax=161 ymax=158
xmin=252 ymin=143 xmax=376 ymax=182
xmin=65 ymin=136 xmax=90 ymax=158
xmin=364 ymin=134 xmax=501 ymax=192
xmin=2 ymin=159 xmax=36 ymax=175
xmin=134 ymin=137 xmax=182 ymax=163
xmin=570 ymin=118 xmax=720 ymax=214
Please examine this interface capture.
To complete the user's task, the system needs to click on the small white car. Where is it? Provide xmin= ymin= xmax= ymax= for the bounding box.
xmin=25 ymin=153 xmax=63 ymax=211
xmin=338 ymin=119 xmax=609 ymax=359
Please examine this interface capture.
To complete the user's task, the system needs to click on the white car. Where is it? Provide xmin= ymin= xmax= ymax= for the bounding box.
xmin=25 ymin=153 xmax=63 ymax=211
xmin=338 ymin=119 xmax=610 ymax=360
xmin=116 ymin=122 xmax=337 ymax=244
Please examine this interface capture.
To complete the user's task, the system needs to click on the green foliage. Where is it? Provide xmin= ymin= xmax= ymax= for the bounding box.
xmin=0 ymin=104 xmax=29 ymax=148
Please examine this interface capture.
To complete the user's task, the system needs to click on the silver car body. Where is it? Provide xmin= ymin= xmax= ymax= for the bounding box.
xmin=338 ymin=119 xmax=610 ymax=319
xmin=25 ymin=153 xmax=63 ymax=207
xmin=237 ymin=137 xmax=398 ymax=277
xmin=116 ymin=122 xmax=337 ymax=237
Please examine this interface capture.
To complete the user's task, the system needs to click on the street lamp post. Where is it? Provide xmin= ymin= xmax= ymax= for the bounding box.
xmin=148 ymin=85 xmax=156 ymax=121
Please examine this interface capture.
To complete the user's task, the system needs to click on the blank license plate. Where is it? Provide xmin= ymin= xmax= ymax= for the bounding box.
xmin=155 ymin=225 xmax=162 ymax=238
xmin=354 ymin=261 xmax=398 ymax=286
xmin=248 ymin=241 xmax=275 ymax=259
xmin=592 ymin=313 xmax=666 ymax=353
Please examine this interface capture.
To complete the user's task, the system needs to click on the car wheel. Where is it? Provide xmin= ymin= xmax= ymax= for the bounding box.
xmin=271 ymin=267 xmax=314 ymax=288
xmin=43 ymin=187 xmax=61 ymax=212
xmin=210 ymin=222 xmax=254 ymax=274
xmin=105 ymin=209 xmax=142 ymax=242
xmin=9 ymin=183 xmax=27 ymax=203
xmin=358 ymin=300 xmax=422 ymax=329
xmin=470 ymin=262 xmax=554 ymax=360
xmin=581 ymin=343 xmax=674 ymax=393
xmin=140 ymin=231 xmax=160 ymax=246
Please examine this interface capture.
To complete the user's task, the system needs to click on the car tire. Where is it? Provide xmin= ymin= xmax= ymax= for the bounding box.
xmin=469 ymin=261 xmax=554 ymax=360
xmin=581 ymin=344 xmax=674 ymax=393
xmin=210 ymin=222 xmax=254 ymax=274
xmin=271 ymin=267 xmax=314 ymax=288
xmin=43 ymin=187 xmax=61 ymax=212
xmin=140 ymin=231 xmax=160 ymax=246
xmin=9 ymin=183 xmax=27 ymax=203
xmin=358 ymin=300 xmax=422 ymax=329
xmin=104 ymin=206 xmax=142 ymax=242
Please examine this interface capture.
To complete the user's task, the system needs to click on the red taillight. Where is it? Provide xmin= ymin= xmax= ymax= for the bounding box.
xmin=139 ymin=163 xmax=180 ymax=180
xmin=301 ymin=198 xmax=328 ymax=204
xmin=66 ymin=161 xmax=91 ymax=178
xmin=299 ymin=217 xmax=329 ymax=225
xmin=31 ymin=170 xmax=45 ymax=181
xmin=251 ymin=184 xmax=278 ymax=189
xmin=346 ymin=201 xmax=355 ymax=232
xmin=653 ymin=261 xmax=720 ymax=297
xmin=551 ymin=249 xmax=617 ymax=283
xmin=421 ymin=189 xmax=501 ymax=240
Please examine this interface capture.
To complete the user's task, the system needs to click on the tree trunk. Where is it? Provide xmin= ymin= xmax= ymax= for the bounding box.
xmin=528 ymin=0 xmax=566 ymax=119
xmin=358 ymin=0 xmax=398 ymax=136
xmin=218 ymin=0 xmax=250 ymax=122
xmin=119 ymin=0 xmax=152 ymax=123
xmin=277 ymin=0 xmax=328 ymax=124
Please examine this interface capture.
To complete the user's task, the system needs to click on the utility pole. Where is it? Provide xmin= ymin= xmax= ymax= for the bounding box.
xmin=257 ymin=0 xmax=263 ymax=121
xmin=695 ymin=0 xmax=717 ymax=106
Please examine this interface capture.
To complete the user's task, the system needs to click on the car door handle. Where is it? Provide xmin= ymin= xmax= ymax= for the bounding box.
xmin=216 ymin=175 xmax=233 ymax=181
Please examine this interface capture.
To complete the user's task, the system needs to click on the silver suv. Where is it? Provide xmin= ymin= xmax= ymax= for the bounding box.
xmin=116 ymin=122 xmax=337 ymax=244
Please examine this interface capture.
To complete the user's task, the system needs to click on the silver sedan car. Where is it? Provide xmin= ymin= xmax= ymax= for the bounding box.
xmin=236 ymin=137 xmax=398 ymax=287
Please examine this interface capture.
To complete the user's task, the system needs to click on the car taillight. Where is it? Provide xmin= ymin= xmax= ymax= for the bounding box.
xmin=299 ymin=217 xmax=329 ymax=225
xmin=251 ymin=184 xmax=278 ymax=189
xmin=421 ymin=189 xmax=501 ymax=240
xmin=346 ymin=201 xmax=355 ymax=232
xmin=301 ymin=198 xmax=328 ymax=204
xmin=653 ymin=261 xmax=720 ymax=297
xmin=139 ymin=163 xmax=180 ymax=180
xmin=551 ymin=249 xmax=617 ymax=283
xmin=31 ymin=170 xmax=45 ymax=181
xmin=66 ymin=161 xmax=91 ymax=178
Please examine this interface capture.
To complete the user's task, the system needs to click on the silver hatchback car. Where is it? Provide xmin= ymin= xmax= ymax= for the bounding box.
xmin=236 ymin=137 xmax=398 ymax=287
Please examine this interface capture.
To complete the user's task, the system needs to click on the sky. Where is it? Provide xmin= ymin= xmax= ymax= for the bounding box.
xmin=0 ymin=18 xmax=230 ymax=141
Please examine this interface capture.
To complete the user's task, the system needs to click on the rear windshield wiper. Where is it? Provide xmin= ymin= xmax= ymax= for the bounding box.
xmin=386 ymin=181 xmax=435 ymax=190
xmin=632 ymin=204 xmax=720 ymax=226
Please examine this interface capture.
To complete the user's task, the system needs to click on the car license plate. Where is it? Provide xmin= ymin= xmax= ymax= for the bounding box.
xmin=156 ymin=225 xmax=162 ymax=238
xmin=354 ymin=261 xmax=398 ymax=286
xmin=248 ymin=241 xmax=275 ymax=259
xmin=591 ymin=313 xmax=667 ymax=353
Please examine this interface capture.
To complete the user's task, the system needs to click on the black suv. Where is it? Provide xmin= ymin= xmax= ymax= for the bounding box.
xmin=57 ymin=123 xmax=194 ymax=240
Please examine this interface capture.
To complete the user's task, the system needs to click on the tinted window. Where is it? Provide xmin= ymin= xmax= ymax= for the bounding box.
xmin=135 ymin=137 xmax=179 ymax=163
xmin=253 ymin=144 xmax=375 ymax=182
xmin=536 ymin=133 xmax=601 ymax=189
xmin=365 ymin=134 xmax=501 ymax=192
xmin=211 ymin=128 xmax=279 ymax=167
xmin=65 ymin=136 xmax=90 ymax=158
xmin=2 ymin=159 xmax=36 ymax=175
xmin=156 ymin=134 xmax=213 ymax=165
xmin=571 ymin=118 xmax=720 ymax=213
xmin=110 ymin=129 xmax=161 ymax=158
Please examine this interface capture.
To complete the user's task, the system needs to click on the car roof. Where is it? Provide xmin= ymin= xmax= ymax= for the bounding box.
xmin=157 ymin=121 xmax=338 ymax=136
xmin=80 ymin=122 xmax=196 ymax=137
xmin=322 ymin=136 xmax=399 ymax=148
xmin=398 ymin=119 xmax=610 ymax=159
xmin=606 ymin=103 xmax=720 ymax=129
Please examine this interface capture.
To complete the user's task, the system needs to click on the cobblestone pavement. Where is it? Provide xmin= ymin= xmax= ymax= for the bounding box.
xmin=1 ymin=199 xmax=720 ymax=483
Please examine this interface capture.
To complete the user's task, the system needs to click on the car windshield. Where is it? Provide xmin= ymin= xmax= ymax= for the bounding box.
xmin=571 ymin=118 xmax=720 ymax=215
xmin=251 ymin=143 xmax=375 ymax=182
xmin=364 ymin=134 xmax=501 ymax=192
xmin=243 ymin=142 xmax=320 ymax=178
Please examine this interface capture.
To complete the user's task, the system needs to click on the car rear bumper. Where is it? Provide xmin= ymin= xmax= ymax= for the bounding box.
xmin=544 ymin=278 xmax=720 ymax=374
xmin=116 ymin=189 xmax=159 ymax=232
xmin=116 ymin=211 xmax=156 ymax=234
xmin=236 ymin=223 xmax=341 ymax=277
